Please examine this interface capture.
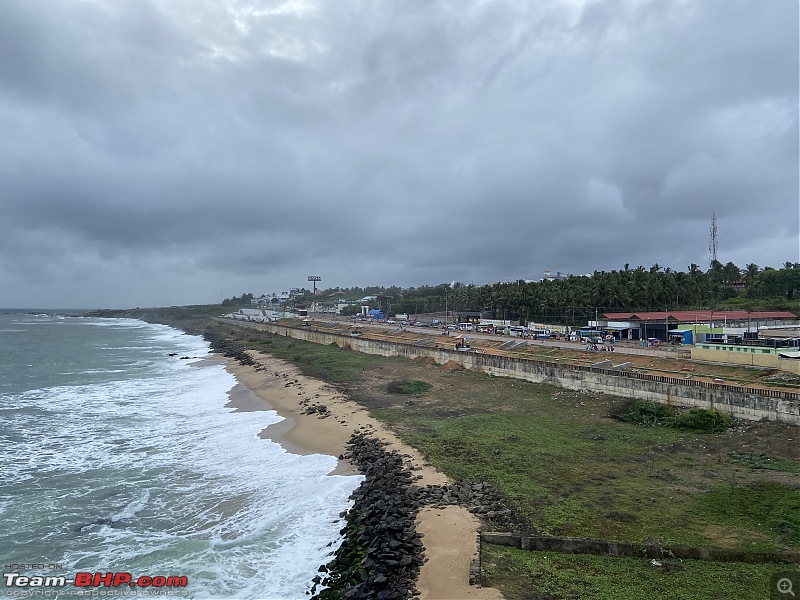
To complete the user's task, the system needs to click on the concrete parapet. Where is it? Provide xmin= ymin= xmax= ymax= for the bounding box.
xmin=609 ymin=362 xmax=632 ymax=370
xmin=482 ymin=532 xmax=519 ymax=548
xmin=589 ymin=360 xmax=613 ymax=368
xmin=482 ymin=533 xmax=800 ymax=564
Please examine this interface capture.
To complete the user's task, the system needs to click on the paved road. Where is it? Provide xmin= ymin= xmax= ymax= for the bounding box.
xmin=321 ymin=315 xmax=687 ymax=360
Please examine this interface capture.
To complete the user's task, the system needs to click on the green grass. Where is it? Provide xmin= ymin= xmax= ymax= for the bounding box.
xmin=482 ymin=546 xmax=796 ymax=600
xmin=242 ymin=330 xmax=385 ymax=383
xmin=694 ymin=482 xmax=800 ymax=547
xmin=398 ymin=413 xmax=659 ymax=541
xmin=728 ymin=451 xmax=800 ymax=474
xmin=385 ymin=406 xmax=798 ymax=550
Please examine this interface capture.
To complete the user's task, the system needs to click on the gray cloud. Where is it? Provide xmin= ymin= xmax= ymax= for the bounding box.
xmin=0 ymin=0 xmax=796 ymax=308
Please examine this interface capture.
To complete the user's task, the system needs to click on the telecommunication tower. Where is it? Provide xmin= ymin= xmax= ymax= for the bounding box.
xmin=709 ymin=213 xmax=718 ymax=267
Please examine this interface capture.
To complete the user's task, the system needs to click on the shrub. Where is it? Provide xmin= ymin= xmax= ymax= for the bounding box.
xmin=669 ymin=408 xmax=734 ymax=433
xmin=613 ymin=400 xmax=673 ymax=427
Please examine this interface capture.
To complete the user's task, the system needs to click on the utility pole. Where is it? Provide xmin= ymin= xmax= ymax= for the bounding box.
xmin=665 ymin=307 xmax=669 ymax=343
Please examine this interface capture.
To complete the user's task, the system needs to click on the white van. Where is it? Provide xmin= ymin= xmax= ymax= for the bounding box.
xmin=458 ymin=323 xmax=474 ymax=332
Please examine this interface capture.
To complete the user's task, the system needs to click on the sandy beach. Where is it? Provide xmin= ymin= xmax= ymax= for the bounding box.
xmin=222 ymin=349 xmax=503 ymax=600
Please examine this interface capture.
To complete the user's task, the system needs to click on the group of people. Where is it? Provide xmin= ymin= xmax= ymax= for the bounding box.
xmin=587 ymin=344 xmax=615 ymax=352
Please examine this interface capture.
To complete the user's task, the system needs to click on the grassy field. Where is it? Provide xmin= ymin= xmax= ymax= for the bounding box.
xmin=482 ymin=546 xmax=797 ymax=600
xmin=96 ymin=311 xmax=800 ymax=598
xmin=368 ymin=376 xmax=800 ymax=550
xmin=245 ymin=331 xmax=383 ymax=383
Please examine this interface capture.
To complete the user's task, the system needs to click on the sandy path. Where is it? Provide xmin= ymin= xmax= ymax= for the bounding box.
xmin=417 ymin=506 xmax=505 ymax=600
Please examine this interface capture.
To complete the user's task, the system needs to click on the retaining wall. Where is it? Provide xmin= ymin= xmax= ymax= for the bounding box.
xmin=231 ymin=321 xmax=800 ymax=426
xmin=481 ymin=532 xmax=800 ymax=564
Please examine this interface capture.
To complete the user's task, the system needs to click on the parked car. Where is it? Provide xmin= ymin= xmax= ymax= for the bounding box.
xmin=386 ymin=319 xmax=396 ymax=324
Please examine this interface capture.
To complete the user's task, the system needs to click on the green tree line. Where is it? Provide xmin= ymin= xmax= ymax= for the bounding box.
xmin=342 ymin=262 xmax=800 ymax=325
xmin=231 ymin=262 xmax=799 ymax=325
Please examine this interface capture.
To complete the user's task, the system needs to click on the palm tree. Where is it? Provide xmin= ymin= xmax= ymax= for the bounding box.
xmin=744 ymin=263 xmax=761 ymax=299
xmin=722 ymin=262 xmax=742 ymax=287
xmin=606 ymin=276 xmax=630 ymax=309
xmin=687 ymin=264 xmax=707 ymax=306
xmin=672 ymin=272 xmax=687 ymax=308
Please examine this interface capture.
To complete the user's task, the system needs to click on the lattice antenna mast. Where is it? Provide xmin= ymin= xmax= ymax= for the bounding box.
xmin=709 ymin=213 xmax=718 ymax=267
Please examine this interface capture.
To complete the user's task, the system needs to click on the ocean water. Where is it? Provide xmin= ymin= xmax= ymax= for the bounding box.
xmin=0 ymin=311 xmax=361 ymax=599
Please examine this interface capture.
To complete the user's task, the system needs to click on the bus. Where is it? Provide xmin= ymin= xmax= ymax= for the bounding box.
xmin=579 ymin=329 xmax=604 ymax=343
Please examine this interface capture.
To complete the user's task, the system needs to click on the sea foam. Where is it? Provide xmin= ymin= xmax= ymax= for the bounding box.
xmin=0 ymin=315 xmax=360 ymax=599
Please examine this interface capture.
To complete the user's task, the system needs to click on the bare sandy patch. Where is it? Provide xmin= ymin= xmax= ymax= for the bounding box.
xmin=417 ymin=506 xmax=504 ymax=600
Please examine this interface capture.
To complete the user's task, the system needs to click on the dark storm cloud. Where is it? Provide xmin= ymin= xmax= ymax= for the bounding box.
xmin=0 ymin=0 xmax=796 ymax=308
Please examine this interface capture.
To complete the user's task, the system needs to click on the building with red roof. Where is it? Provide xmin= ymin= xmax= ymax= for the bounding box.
xmin=598 ymin=310 xmax=798 ymax=343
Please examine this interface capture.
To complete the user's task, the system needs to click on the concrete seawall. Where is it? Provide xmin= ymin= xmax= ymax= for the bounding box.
xmin=227 ymin=321 xmax=800 ymax=426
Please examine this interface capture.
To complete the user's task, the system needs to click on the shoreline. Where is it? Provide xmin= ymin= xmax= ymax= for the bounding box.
xmin=223 ymin=350 xmax=451 ymax=483
xmin=218 ymin=349 xmax=503 ymax=599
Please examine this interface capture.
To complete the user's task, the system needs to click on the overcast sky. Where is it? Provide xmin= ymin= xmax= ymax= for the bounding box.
xmin=1 ymin=0 xmax=797 ymax=308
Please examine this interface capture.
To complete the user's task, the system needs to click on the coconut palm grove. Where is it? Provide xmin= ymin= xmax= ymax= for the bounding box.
xmin=241 ymin=262 xmax=800 ymax=324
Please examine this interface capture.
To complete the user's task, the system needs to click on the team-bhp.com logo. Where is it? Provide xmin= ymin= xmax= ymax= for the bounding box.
xmin=4 ymin=572 xmax=188 ymax=589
